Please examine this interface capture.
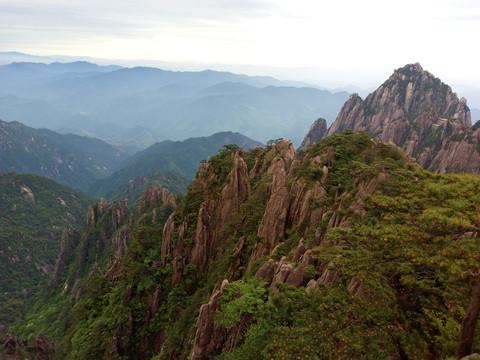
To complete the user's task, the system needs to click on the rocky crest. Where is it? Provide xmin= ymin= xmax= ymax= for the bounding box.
xmin=299 ymin=118 xmax=327 ymax=150
xmin=7 ymin=132 xmax=480 ymax=360
xmin=303 ymin=63 xmax=480 ymax=173
xmin=159 ymin=138 xmax=394 ymax=359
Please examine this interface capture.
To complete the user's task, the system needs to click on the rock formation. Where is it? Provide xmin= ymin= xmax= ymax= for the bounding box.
xmin=299 ymin=118 xmax=327 ymax=150
xmin=1 ymin=332 xmax=55 ymax=360
xmin=302 ymin=63 xmax=480 ymax=174
xmin=8 ymin=112 xmax=480 ymax=359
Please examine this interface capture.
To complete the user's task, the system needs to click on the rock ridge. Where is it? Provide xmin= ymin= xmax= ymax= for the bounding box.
xmin=301 ymin=63 xmax=480 ymax=174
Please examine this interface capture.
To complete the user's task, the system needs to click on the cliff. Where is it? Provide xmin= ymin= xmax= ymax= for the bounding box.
xmin=298 ymin=118 xmax=327 ymax=150
xmin=302 ymin=63 xmax=480 ymax=173
xmin=5 ymin=135 xmax=480 ymax=360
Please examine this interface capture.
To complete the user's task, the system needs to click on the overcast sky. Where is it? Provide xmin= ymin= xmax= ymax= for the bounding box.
xmin=1 ymin=0 xmax=479 ymax=88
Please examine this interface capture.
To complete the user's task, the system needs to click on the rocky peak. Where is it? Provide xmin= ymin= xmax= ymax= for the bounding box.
xmin=303 ymin=63 xmax=480 ymax=174
xmin=136 ymin=185 xmax=177 ymax=212
xmin=126 ymin=176 xmax=150 ymax=196
xmin=377 ymin=63 xmax=470 ymax=127
xmin=299 ymin=118 xmax=327 ymax=150
xmin=263 ymin=138 xmax=296 ymax=167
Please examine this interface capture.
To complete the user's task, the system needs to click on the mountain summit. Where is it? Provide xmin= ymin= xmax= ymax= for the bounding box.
xmin=303 ymin=63 xmax=480 ymax=173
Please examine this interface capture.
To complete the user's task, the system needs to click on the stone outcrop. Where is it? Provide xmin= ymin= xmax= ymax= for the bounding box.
xmin=192 ymin=280 xmax=229 ymax=360
xmin=20 ymin=185 xmax=35 ymax=203
xmin=35 ymin=334 xmax=56 ymax=360
xmin=161 ymin=149 xmax=251 ymax=286
xmin=48 ymin=228 xmax=79 ymax=289
xmin=3 ymin=332 xmax=27 ymax=358
xmin=299 ymin=118 xmax=327 ymax=150
xmin=1 ymin=332 xmax=55 ymax=360
xmin=137 ymin=185 xmax=176 ymax=212
xmin=303 ymin=63 xmax=480 ymax=174
xmin=152 ymin=137 xmax=394 ymax=358
xmin=328 ymin=63 xmax=471 ymax=138
xmin=126 ymin=176 xmax=150 ymax=196
xmin=252 ymin=139 xmax=296 ymax=259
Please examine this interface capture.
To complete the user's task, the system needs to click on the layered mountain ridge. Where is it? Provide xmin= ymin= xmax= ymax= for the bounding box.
xmin=90 ymin=131 xmax=263 ymax=204
xmin=0 ymin=119 xmax=127 ymax=192
xmin=0 ymin=61 xmax=349 ymax=148
xmin=302 ymin=63 xmax=480 ymax=174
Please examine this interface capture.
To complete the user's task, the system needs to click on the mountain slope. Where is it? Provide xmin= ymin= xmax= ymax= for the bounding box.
xmin=302 ymin=63 xmax=480 ymax=173
xmin=8 ymin=132 xmax=480 ymax=359
xmin=91 ymin=131 xmax=263 ymax=202
xmin=0 ymin=119 xmax=128 ymax=192
xmin=0 ymin=172 xmax=95 ymax=335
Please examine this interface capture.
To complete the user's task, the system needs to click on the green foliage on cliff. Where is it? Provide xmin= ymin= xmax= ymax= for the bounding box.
xmin=0 ymin=172 xmax=94 ymax=334
xmin=0 ymin=120 xmax=127 ymax=192
xmin=6 ymin=132 xmax=480 ymax=360
xmin=216 ymin=133 xmax=480 ymax=359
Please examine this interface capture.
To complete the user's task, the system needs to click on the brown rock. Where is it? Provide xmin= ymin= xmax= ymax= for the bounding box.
xmin=318 ymin=263 xmax=340 ymax=285
xmin=48 ymin=228 xmax=78 ymax=289
xmin=218 ymin=152 xmax=250 ymax=226
xmin=137 ymin=185 xmax=177 ymax=212
xmin=35 ymin=334 xmax=55 ymax=360
xmin=347 ymin=278 xmax=367 ymax=298
xmin=271 ymin=257 xmax=293 ymax=286
xmin=255 ymin=259 xmax=276 ymax=284
xmin=160 ymin=213 xmax=175 ymax=266
xmin=20 ymin=185 xmax=35 ymax=203
xmin=317 ymin=62 xmax=480 ymax=174
xmin=263 ymin=139 xmax=296 ymax=168
xmin=3 ymin=332 xmax=27 ymax=356
xmin=192 ymin=280 xmax=229 ymax=360
xmin=253 ymin=153 xmax=291 ymax=259
xmin=291 ymin=238 xmax=306 ymax=262
xmin=299 ymin=118 xmax=328 ymax=150
xmin=305 ymin=279 xmax=319 ymax=292
xmin=285 ymin=266 xmax=304 ymax=287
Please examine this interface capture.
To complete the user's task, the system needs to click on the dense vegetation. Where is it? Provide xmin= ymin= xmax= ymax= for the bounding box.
xmin=218 ymin=132 xmax=480 ymax=359
xmin=0 ymin=119 xmax=127 ymax=192
xmin=5 ymin=132 xmax=480 ymax=359
xmin=91 ymin=131 xmax=262 ymax=203
xmin=0 ymin=172 xmax=95 ymax=334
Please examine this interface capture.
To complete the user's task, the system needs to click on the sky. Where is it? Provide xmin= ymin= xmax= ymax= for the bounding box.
xmin=1 ymin=0 xmax=479 ymax=89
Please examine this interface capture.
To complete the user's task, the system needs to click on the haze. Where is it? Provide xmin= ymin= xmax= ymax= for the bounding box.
xmin=1 ymin=0 xmax=479 ymax=89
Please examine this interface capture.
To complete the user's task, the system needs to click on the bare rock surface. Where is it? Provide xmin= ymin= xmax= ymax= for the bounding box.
xmin=303 ymin=63 xmax=480 ymax=174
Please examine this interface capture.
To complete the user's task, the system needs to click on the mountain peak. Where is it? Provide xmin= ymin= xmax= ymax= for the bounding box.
xmin=303 ymin=63 xmax=480 ymax=173
xmin=388 ymin=63 xmax=427 ymax=83
xmin=396 ymin=62 xmax=424 ymax=74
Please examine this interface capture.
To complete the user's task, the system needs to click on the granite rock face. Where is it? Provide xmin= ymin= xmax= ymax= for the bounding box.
xmin=299 ymin=118 xmax=327 ymax=150
xmin=303 ymin=63 xmax=480 ymax=174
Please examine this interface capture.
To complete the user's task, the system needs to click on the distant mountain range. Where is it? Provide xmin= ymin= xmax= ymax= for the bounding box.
xmin=0 ymin=117 xmax=263 ymax=201
xmin=0 ymin=59 xmax=349 ymax=149
xmin=0 ymin=119 xmax=127 ymax=192
xmin=3 ymin=58 xmax=480 ymax=360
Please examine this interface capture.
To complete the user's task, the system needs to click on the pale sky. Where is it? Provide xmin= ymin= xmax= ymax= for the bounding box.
xmin=1 ymin=0 xmax=479 ymax=88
